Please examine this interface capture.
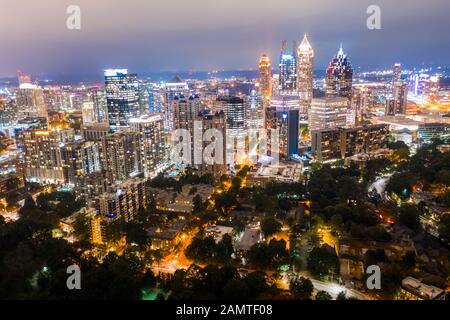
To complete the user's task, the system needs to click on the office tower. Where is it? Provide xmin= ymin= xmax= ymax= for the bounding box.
xmin=325 ymin=45 xmax=353 ymax=100
xmin=161 ymin=76 xmax=189 ymax=130
xmin=104 ymin=69 xmax=140 ymax=131
xmin=311 ymin=124 xmax=389 ymax=162
xmin=279 ymin=41 xmax=297 ymax=96
xmin=197 ymin=110 xmax=227 ymax=175
xmin=425 ymin=76 xmax=440 ymax=104
xmin=309 ymin=97 xmax=350 ymax=131
xmin=16 ymin=83 xmax=47 ymax=119
xmin=173 ymin=93 xmax=201 ymax=131
xmin=92 ymin=88 xmax=108 ymax=123
xmin=130 ymin=114 xmax=166 ymax=178
xmin=386 ymin=82 xmax=408 ymax=115
xmin=99 ymin=131 xmax=138 ymax=184
xmin=216 ymin=96 xmax=246 ymax=163
xmin=217 ymin=96 xmax=245 ymax=132
xmin=61 ymin=140 xmax=101 ymax=184
xmin=245 ymin=90 xmax=264 ymax=130
xmin=82 ymin=102 xmax=96 ymax=123
xmin=258 ymin=54 xmax=272 ymax=100
xmin=266 ymin=96 xmax=301 ymax=158
xmin=393 ymin=63 xmax=402 ymax=85
xmin=297 ymin=34 xmax=314 ymax=105
xmin=81 ymin=122 xmax=110 ymax=141
xmin=19 ymin=128 xmax=75 ymax=184
xmin=96 ymin=178 xmax=146 ymax=223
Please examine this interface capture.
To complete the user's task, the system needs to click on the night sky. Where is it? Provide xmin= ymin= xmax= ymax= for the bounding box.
xmin=1 ymin=0 xmax=449 ymax=77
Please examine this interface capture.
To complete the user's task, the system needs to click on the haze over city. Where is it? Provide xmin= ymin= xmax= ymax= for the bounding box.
xmin=1 ymin=0 xmax=450 ymax=77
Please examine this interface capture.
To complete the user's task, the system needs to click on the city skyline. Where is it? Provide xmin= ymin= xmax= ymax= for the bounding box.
xmin=1 ymin=0 xmax=450 ymax=77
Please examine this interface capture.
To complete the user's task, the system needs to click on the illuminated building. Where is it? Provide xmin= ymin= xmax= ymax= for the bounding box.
xmin=104 ymin=69 xmax=140 ymax=131
xmin=99 ymin=132 xmax=138 ymax=184
xmin=386 ymin=82 xmax=408 ymax=116
xmin=19 ymin=128 xmax=75 ymax=184
xmin=216 ymin=96 xmax=246 ymax=163
xmin=266 ymin=96 xmax=300 ymax=158
xmin=309 ymin=97 xmax=350 ymax=131
xmin=297 ymin=34 xmax=314 ymax=106
xmin=16 ymin=83 xmax=47 ymax=119
xmin=92 ymin=88 xmax=108 ymax=123
xmin=399 ymin=277 xmax=445 ymax=300
xmin=173 ymin=93 xmax=201 ymax=132
xmin=61 ymin=140 xmax=101 ymax=184
xmin=279 ymin=40 xmax=297 ymax=96
xmin=393 ymin=63 xmax=402 ymax=85
xmin=258 ymin=54 xmax=272 ymax=100
xmin=418 ymin=123 xmax=450 ymax=144
xmin=130 ymin=114 xmax=166 ymax=178
xmin=197 ymin=110 xmax=227 ymax=175
xmin=82 ymin=102 xmax=96 ymax=123
xmin=161 ymin=76 xmax=189 ymax=130
xmin=325 ymin=45 xmax=353 ymax=100
xmin=81 ymin=122 xmax=110 ymax=141
xmin=311 ymin=124 xmax=389 ymax=161
xmin=244 ymin=89 xmax=264 ymax=130
xmin=95 ymin=177 xmax=146 ymax=223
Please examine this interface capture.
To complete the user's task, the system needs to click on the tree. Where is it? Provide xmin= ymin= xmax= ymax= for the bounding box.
xmin=315 ymin=290 xmax=332 ymax=300
xmin=18 ymin=194 xmax=36 ymax=217
xmin=398 ymin=204 xmax=421 ymax=231
xmin=290 ymin=276 xmax=313 ymax=300
xmin=193 ymin=194 xmax=204 ymax=213
xmin=307 ymin=245 xmax=339 ymax=277
xmin=124 ymin=221 xmax=148 ymax=246
xmin=438 ymin=214 xmax=450 ymax=243
xmin=223 ymin=279 xmax=250 ymax=300
xmin=261 ymin=216 xmax=281 ymax=237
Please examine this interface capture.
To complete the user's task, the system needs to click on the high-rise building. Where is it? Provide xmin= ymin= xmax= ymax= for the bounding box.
xmin=311 ymin=124 xmax=389 ymax=162
xmin=279 ymin=41 xmax=297 ymax=96
xmin=130 ymin=114 xmax=166 ymax=178
xmin=325 ymin=45 xmax=353 ymax=100
xmin=393 ymin=63 xmax=402 ymax=85
xmin=16 ymin=84 xmax=47 ymax=119
xmin=258 ymin=54 xmax=272 ymax=100
xmin=197 ymin=110 xmax=227 ymax=175
xmin=297 ymin=34 xmax=314 ymax=105
xmin=96 ymin=177 xmax=146 ymax=223
xmin=104 ymin=69 xmax=140 ymax=131
xmin=19 ymin=129 xmax=75 ymax=183
xmin=216 ymin=96 xmax=246 ymax=164
xmin=244 ymin=90 xmax=264 ymax=130
xmin=99 ymin=131 xmax=138 ymax=184
xmin=81 ymin=122 xmax=110 ymax=141
xmin=82 ymin=102 xmax=96 ymax=124
xmin=161 ymin=76 xmax=189 ymax=130
xmin=265 ymin=96 xmax=301 ymax=158
xmin=386 ymin=82 xmax=408 ymax=116
xmin=173 ymin=93 xmax=202 ymax=132
xmin=309 ymin=97 xmax=350 ymax=131
xmin=92 ymin=88 xmax=108 ymax=123
xmin=61 ymin=140 xmax=101 ymax=184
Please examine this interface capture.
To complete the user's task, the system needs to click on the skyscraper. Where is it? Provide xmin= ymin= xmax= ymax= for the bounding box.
xmin=161 ymin=76 xmax=189 ymax=130
xmin=325 ymin=45 xmax=353 ymax=100
xmin=19 ymin=128 xmax=75 ymax=184
xmin=258 ymin=54 xmax=272 ymax=100
xmin=279 ymin=41 xmax=297 ymax=96
xmin=309 ymin=97 xmax=350 ymax=131
xmin=173 ymin=93 xmax=202 ymax=132
xmin=393 ymin=63 xmax=402 ymax=85
xmin=244 ymin=90 xmax=264 ymax=130
xmin=82 ymin=102 xmax=96 ymax=124
xmin=297 ymin=34 xmax=314 ymax=105
xmin=104 ymin=69 xmax=140 ymax=131
xmin=130 ymin=114 xmax=166 ymax=178
xmin=16 ymin=83 xmax=47 ymax=119
xmin=99 ymin=131 xmax=138 ymax=184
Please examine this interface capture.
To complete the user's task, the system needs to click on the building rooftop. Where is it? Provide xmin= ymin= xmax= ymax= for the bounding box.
xmin=401 ymin=276 xmax=445 ymax=300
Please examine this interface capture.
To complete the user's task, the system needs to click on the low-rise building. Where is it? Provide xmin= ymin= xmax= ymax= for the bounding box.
xmin=147 ymin=219 xmax=188 ymax=251
xmin=399 ymin=276 xmax=445 ymax=300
